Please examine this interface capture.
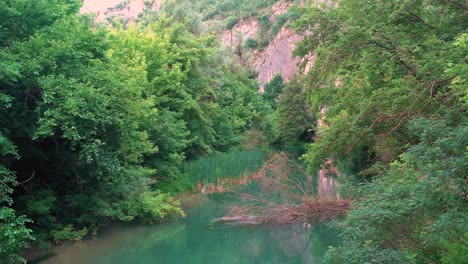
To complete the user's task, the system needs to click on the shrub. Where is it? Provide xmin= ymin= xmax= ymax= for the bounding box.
xmin=226 ymin=16 xmax=239 ymax=30
xmin=244 ymin=37 xmax=258 ymax=49
xmin=0 ymin=207 xmax=33 ymax=264
xmin=50 ymin=225 xmax=88 ymax=242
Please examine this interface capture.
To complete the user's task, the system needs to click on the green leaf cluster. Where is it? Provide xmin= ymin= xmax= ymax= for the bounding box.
xmin=325 ymin=112 xmax=467 ymax=263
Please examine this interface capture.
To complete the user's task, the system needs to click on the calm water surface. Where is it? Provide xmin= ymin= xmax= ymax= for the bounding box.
xmin=40 ymin=189 xmax=339 ymax=264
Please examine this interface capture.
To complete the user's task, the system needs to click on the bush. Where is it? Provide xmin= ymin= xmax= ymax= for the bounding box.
xmin=270 ymin=13 xmax=288 ymax=38
xmin=244 ymin=37 xmax=258 ymax=49
xmin=0 ymin=207 xmax=33 ymax=264
xmin=226 ymin=16 xmax=239 ymax=30
xmin=130 ymin=191 xmax=185 ymax=224
xmin=155 ymin=173 xmax=195 ymax=194
xmin=259 ymin=14 xmax=270 ymax=29
xmin=50 ymin=225 xmax=88 ymax=242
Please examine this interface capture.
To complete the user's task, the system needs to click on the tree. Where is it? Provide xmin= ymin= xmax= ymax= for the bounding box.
xmin=244 ymin=37 xmax=258 ymax=50
xmin=291 ymin=0 xmax=467 ymax=262
xmin=325 ymin=111 xmax=468 ymax=263
xmin=293 ymin=0 xmax=467 ymax=171
xmin=0 ymin=0 xmax=281 ymax=255
xmin=276 ymin=78 xmax=315 ymax=142
xmin=263 ymin=74 xmax=285 ymax=108
xmin=0 ymin=114 xmax=33 ymax=264
xmin=1 ymin=3 xmax=184 ymax=247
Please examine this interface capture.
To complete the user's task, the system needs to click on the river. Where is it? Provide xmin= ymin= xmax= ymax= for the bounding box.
xmin=36 ymin=167 xmax=341 ymax=264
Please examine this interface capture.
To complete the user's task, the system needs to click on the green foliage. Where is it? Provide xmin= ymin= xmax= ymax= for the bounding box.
xmin=198 ymin=0 xmax=281 ymax=20
xmin=325 ymin=112 xmax=467 ymax=263
xmin=255 ymin=4 xmax=303 ymax=48
xmin=0 ymin=0 xmax=81 ymax=46
xmin=2 ymin=1 xmax=465 ymax=263
xmin=159 ymin=0 xmax=288 ymax=43
xmin=294 ymin=0 xmax=467 ymax=170
xmin=107 ymin=22 xmax=189 ymax=178
xmin=445 ymin=33 xmax=468 ymax=108
xmin=0 ymin=0 xmax=277 ymax=256
xmin=226 ymin=16 xmax=239 ymax=30
xmin=215 ymin=70 xmax=276 ymax=148
xmin=290 ymin=0 xmax=467 ymax=262
xmin=258 ymin=15 xmax=270 ymax=29
xmin=21 ymin=190 xmax=56 ymax=216
xmin=50 ymin=225 xmax=87 ymax=242
xmin=244 ymin=37 xmax=258 ymax=49
xmin=155 ymin=0 xmax=204 ymax=35
xmin=263 ymin=74 xmax=285 ymax=108
xmin=0 ymin=7 xmax=35 ymax=257
xmin=156 ymin=173 xmax=194 ymax=194
xmin=129 ymin=191 xmax=185 ymax=224
xmin=0 ymin=0 xmax=172 ymax=250
xmin=276 ymin=78 xmax=315 ymax=142
xmin=0 ymin=207 xmax=33 ymax=264
xmin=184 ymin=149 xmax=265 ymax=184
xmin=441 ymin=232 xmax=468 ymax=264
xmin=270 ymin=13 xmax=289 ymax=38
xmin=0 ymin=133 xmax=17 ymax=206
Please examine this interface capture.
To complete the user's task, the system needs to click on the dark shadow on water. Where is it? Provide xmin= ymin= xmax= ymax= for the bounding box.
xmin=28 ymin=252 xmax=56 ymax=264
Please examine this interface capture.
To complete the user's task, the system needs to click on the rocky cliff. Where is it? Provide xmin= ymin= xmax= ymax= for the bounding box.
xmin=219 ymin=1 xmax=307 ymax=90
xmin=253 ymin=28 xmax=302 ymax=91
xmin=80 ymin=0 xmax=309 ymax=90
xmin=81 ymin=0 xmax=160 ymax=20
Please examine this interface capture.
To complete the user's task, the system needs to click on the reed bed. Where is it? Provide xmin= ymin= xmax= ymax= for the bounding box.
xmin=183 ymin=149 xmax=265 ymax=185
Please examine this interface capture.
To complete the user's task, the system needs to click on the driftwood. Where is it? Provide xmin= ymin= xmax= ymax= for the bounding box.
xmin=217 ymin=152 xmax=351 ymax=225
xmin=218 ymin=194 xmax=351 ymax=225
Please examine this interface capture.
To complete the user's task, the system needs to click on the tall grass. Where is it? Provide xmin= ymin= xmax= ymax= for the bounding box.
xmin=183 ymin=149 xmax=265 ymax=184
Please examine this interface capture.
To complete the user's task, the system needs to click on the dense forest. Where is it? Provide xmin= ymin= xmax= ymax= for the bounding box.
xmin=1 ymin=0 xmax=466 ymax=263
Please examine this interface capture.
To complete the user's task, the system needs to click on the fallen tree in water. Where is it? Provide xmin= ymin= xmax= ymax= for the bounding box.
xmin=217 ymin=152 xmax=351 ymax=225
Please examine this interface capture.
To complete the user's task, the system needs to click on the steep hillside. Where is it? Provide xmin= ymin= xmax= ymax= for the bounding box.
xmin=220 ymin=1 xmax=303 ymax=90
xmin=80 ymin=0 xmax=310 ymax=90
xmin=81 ymin=0 xmax=160 ymax=21
xmin=253 ymin=28 xmax=302 ymax=91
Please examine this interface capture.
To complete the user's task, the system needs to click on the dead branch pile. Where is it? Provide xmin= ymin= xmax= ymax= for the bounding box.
xmin=217 ymin=152 xmax=351 ymax=225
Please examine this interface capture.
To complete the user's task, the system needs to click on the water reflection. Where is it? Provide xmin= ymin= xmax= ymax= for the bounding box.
xmin=40 ymin=193 xmax=338 ymax=264
xmin=317 ymin=160 xmax=341 ymax=200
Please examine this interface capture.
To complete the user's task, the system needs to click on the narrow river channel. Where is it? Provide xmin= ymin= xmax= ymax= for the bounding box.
xmin=38 ymin=170 xmax=341 ymax=264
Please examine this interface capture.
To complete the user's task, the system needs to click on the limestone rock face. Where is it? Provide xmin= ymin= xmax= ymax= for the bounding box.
xmin=221 ymin=19 xmax=259 ymax=47
xmin=80 ymin=0 xmax=318 ymax=90
xmin=220 ymin=1 xmax=305 ymax=91
xmin=269 ymin=1 xmax=291 ymax=21
xmin=253 ymin=28 xmax=302 ymax=91
xmin=81 ymin=0 xmax=160 ymax=20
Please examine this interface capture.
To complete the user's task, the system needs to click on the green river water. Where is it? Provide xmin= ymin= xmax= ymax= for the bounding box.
xmin=38 ymin=182 xmax=340 ymax=264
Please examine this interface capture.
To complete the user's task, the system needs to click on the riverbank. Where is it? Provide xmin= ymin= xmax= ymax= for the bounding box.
xmin=32 ymin=190 xmax=340 ymax=264
xmin=25 ymin=149 xmax=347 ymax=263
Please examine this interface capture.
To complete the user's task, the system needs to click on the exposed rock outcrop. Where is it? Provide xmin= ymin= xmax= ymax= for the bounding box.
xmin=81 ymin=0 xmax=160 ymax=20
xmin=81 ymin=0 xmax=314 ymax=91
xmin=219 ymin=1 xmax=316 ymax=91
xmin=221 ymin=19 xmax=259 ymax=46
xmin=269 ymin=1 xmax=291 ymax=21
xmin=253 ymin=28 xmax=302 ymax=91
